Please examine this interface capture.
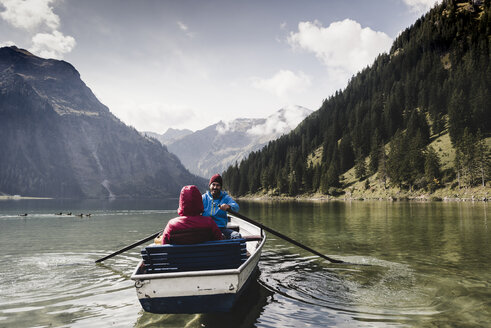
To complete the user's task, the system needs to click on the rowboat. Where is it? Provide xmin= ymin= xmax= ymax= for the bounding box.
xmin=130 ymin=215 xmax=266 ymax=314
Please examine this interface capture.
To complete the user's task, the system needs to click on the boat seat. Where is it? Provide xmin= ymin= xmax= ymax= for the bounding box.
xmin=140 ymin=239 xmax=248 ymax=274
xmin=226 ymin=224 xmax=240 ymax=232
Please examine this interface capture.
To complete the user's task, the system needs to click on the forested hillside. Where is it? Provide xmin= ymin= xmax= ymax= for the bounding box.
xmin=223 ymin=0 xmax=490 ymax=198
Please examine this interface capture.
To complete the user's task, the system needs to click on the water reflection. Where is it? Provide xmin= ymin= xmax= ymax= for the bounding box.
xmin=256 ymin=248 xmax=442 ymax=327
xmin=0 ymin=199 xmax=489 ymax=327
xmin=240 ymin=200 xmax=490 ymax=327
xmin=0 ymin=197 xmax=179 ymax=212
xmin=135 ymin=278 xmax=273 ymax=328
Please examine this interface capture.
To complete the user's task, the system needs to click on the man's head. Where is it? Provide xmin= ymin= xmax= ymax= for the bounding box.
xmin=209 ymin=174 xmax=222 ymax=198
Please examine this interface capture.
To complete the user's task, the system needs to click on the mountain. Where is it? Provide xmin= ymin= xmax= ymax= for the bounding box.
xmin=0 ymin=46 xmax=206 ymax=198
xmin=165 ymin=105 xmax=312 ymax=178
xmin=143 ymin=128 xmax=193 ymax=145
xmin=222 ymin=0 xmax=490 ymax=197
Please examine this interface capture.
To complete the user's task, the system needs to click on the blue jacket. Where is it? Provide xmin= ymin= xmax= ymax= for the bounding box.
xmin=202 ymin=190 xmax=239 ymax=228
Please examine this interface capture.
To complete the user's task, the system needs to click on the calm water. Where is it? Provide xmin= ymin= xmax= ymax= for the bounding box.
xmin=0 ymin=199 xmax=489 ymax=327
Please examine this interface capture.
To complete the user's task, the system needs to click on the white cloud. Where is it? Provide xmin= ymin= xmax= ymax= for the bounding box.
xmin=288 ymin=19 xmax=392 ymax=79
xmin=177 ymin=21 xmax=188 ymax=31
xmin=29 ymin=30 xmax=75 ymax=59
xmin=0 ymin=0 xmax=59 ymax=30
xmin=251 ymin=69 xmax=311 ymax=99
xmin=177 ymin=20 xmax=194 ymax=37
xmin=0 ymin=0 xmax=75 ymax=59
xmin=0 ymin=40 xmax=15 ymax=47
xmin=403 ymin=0 xmax=440 ymax=13
xmin=215 ymin=119 xmax=258 ymax=135
xmin=247 ymin=120 xmax=288 ymax=137
xmin=215 ymin=121 xmax=227 ymax=135
xmin=247 ymin=105 xmax=311 ymax=136
xmin=115 ymin=102 xmax=198 ymax=133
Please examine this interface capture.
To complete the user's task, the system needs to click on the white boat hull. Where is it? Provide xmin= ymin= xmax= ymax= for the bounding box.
xmin=130 ymin=215 xmax=265 ymax=313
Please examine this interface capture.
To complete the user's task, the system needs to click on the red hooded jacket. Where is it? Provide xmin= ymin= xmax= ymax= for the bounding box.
xmin=162 ymin=185 xmax=223 ymax=244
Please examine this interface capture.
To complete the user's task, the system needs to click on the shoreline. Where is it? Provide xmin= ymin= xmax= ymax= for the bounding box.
xmin=237 ymin=186 xmax=489 ymax=203
xmin=0 ymin=195 xmax=53 ymax=200
xmin=1 ymin=187 xmax=487 ymax=203
xmin=238 ymin=195 xmax=488 ymax=202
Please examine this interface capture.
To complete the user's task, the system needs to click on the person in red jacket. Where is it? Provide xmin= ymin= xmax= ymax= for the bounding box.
xmin=162 ymin=185 xmax=223 ymax=244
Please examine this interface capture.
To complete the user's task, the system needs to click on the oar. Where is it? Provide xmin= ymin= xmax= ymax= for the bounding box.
xmin=95 ymin=230 xmax=162 ymax=263
xmin=227 ymin=209 xmax=345 ymax=264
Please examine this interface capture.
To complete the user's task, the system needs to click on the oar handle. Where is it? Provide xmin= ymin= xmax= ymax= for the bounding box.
xmin=95 ymin=230 xmax=162 ymax=263
xmin=227 ymin=209 xmax=345 ymax=264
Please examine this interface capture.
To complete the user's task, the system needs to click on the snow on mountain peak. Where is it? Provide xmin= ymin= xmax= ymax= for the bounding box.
xmin=247 ymin=105 xmax=312 ymax=136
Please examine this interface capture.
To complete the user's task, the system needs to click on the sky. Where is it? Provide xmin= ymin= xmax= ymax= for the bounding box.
xmin=0 ymin=0 xmax=440 ymax=133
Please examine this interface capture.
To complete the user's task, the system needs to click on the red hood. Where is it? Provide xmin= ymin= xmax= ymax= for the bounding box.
xmin=177 ymin=185 xmax=204 ymax=216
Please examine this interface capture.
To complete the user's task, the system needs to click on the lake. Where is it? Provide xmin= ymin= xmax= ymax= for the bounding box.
xmin=0 ymin=199 xmax=489 ymax=327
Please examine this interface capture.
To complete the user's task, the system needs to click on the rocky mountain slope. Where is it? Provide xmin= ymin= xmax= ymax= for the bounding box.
xmin=0 ymin=46 xmax=205 ymax=198
xmin=143 ymin=128 xmax=193 ymax=145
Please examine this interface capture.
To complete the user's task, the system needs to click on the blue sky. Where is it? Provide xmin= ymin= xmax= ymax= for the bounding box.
xmin=0 ymin=0 xmax=439 ymax=133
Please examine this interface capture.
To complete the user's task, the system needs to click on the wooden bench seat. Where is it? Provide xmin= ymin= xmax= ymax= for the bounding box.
xmin=141 ymin=239 xmax=248 ymax=274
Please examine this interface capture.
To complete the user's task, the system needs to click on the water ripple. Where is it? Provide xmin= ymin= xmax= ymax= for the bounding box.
xmin=257 ymin=250 xmax=442 ymax=326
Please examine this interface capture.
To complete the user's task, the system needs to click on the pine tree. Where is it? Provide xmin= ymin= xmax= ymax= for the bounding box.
xmin=387 ymin=130 xmax=410 ymax=188
xmin=238 ymin=168 xmax=249 ymax=195
xmin=354 ymin=149 xmax=367 ymax=180
xmin=474 ymin=130 xmax=490 ymax=187
xmin=448 ymin=89 xmax=469 ymax=146
xmin=339 ymin=135 xmax=355 ymax=172
xmin=377 ymin=144 xmax=388 ymax=189
xmin=326 ymin=162 xmax=340 ymax=188
xmin=407 ymin=110 xmax=430 ymax=144
xmin=455 ymin=128 xmax=477 ymax=188
xmin=276 ymin=168 xmax=288 ymax=194
xmin=288 ymin=170 xmax=299 ymax=195
xmin=368 ymin=130 xmax=381 ymax=175
xmin=312 ymin=165 xmax=321 ymax=192
xmin=424 ymin=146 xmax=442 ymax=192
xmin=302 ymin=166 xmax=313 ymax=192
xmin=320 ymin=164 xmax=330 ymax=194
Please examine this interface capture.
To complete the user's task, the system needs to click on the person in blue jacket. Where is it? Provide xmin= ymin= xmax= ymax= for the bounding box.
xmin=202 ymin=174 xmax=241 ymax=239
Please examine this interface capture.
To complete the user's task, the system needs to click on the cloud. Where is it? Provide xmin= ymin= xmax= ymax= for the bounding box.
xmin=29 ymin=30 xmax=75 ymax=59
xmin=0 ymin=40 xmax=15 ymax=47
xmin=116 ymin=102 xmax=198 ymax=133
xmin=0 ymin=0 xmax=75 ymax=59
xmin=0 ymin=0 xmax=59 ymax=30
xmin=177 ymin=20 xmax=194 ymax=37
xmin=403 ymin=0 xmax=441 ymax=13
xmin=215 ymin=120 xmax=237 ymax=135
xmin=177 ymin=21 xmax=188 ymax=31
xmin=247 ymin=105 xmax=311 ymax=136
xmin=288 ymin=19 xmax=392 ymax=78
xmin=251 ymin=70 xmax=311 ymax=99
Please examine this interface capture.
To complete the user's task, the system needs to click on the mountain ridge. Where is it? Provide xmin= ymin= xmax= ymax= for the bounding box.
xmin=143 ymin=128 xmax=193 ymax=145
xmin=162 ymin=105 xmax=312 ymax=178
xmin=0 ymin=46 xmax=206 ymax=198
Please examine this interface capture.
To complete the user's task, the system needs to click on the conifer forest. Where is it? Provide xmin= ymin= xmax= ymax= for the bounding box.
xmin=223 ymin=0 xmax=490 ymax=197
